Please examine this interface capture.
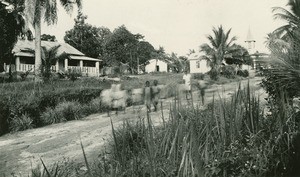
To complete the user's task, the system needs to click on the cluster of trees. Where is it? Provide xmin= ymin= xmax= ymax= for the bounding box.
xmin=64 ymin=12 xmax=184 ymax=73
xmin=0 ymin=0 xmax=188 ymax=77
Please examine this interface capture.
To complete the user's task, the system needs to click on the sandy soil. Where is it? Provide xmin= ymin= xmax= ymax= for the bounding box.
xmin=0 ymin=77 xmax=264 ymax=176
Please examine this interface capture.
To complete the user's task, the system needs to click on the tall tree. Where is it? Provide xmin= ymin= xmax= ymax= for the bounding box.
xmin=261 ymin=1 xmax=300 ymax=99
xmin=0 ymin=0 xmax=25 ymax=72
xmin=24 ymin=0 xmax=82 ymax=81
xmin=103 ymin=25 xmax=142 ymax=69
xmin=64 ymin=12 xmax=111 ymax=58
xmin=199 ymin=25 xmax=237 ymax=80
xmin=135 ymin=41 xmax=155 ymax=72
xmin=41 ymin=33 xmax=57 ymax=41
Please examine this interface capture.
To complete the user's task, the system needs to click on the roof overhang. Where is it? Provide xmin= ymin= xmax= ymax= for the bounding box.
xmin=68 ymin=55 xmax=102 ymax=61
xmin=15 ymin=52 xmax=34 ymax=57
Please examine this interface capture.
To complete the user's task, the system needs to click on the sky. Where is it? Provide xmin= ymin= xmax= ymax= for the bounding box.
xmin=42 ymin=0 xmax=288 ymax=56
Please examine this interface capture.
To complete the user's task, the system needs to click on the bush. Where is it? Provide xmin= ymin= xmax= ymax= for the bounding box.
xmin=41 ymin=101 xmax=82 ymax=125
xmin=221 ymin=65 xmax=236 ymax=79
xmin=237 ymin=69 xmax=249 ymax=77
xmin=193 ymin=73 xmax=205 ymax=80
xmin=81 ymin=97 xmax=106 ymax=115
xmin=208 ymin=68 xmax=219 ymax=80
xmin=66 ymin=69 xmax=82 ymax=81
xmin=9 ymin=113 xmax=34 ymax=132
xmin=0 ymin=80 xmax=109 ymax=135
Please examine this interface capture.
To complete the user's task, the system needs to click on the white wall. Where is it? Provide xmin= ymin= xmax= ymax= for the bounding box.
xmin=145 ymin=59 xmax=168 ymax=73
xmin=189 ymin=59 xmax=210 ymax=74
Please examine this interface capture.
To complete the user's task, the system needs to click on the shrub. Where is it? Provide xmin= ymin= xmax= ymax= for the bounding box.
xmin=81 ymin=97 xmax=105 ymax=115
xmin=66 ymin=69 xmax=82 ymax=81
xmin=221 ymin=65 xmax=236 ymax=79
xmin=237 ymin=69 xmax=249 ymax=77
xmin=0 ymin=80 xmax=107 ymax=135
xmin=40 ymin=101 xmax=81 ymax=125
xmin=193 ymin=73 xmax=205 ymax=80
xmin=9 ymin=113 xmax=34 ymax=132
xmin=208 ymin=68 xmax=219 ymax=80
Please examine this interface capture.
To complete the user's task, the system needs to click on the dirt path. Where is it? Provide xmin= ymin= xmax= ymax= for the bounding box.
xmin=0 ymin=77 xmax=264 ymax=176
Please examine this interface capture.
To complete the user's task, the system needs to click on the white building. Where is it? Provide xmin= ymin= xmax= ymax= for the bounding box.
xmin=188 ymin=52 xmax=210 ymax=74
xmin=145 ymin=59 xmax=168 ymax=73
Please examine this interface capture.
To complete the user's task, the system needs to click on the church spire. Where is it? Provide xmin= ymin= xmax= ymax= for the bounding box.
xmin=245 ymin=27 xmax=256 ymax=54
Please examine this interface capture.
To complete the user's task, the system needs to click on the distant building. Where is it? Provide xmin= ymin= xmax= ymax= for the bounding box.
xmin=188 ymin=52 xmax=210 ymax=74
xmin=145 ymin=59 xmax=168 ymax=73
xmin=244 ymin=27 xmax=270 ymax=70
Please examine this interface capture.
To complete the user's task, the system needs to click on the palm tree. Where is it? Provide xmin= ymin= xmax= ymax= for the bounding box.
xmin=261 ymin=1 xmax=300 ymax=99
xmin=24 ymin=0 xmax=82 ymax=82
xmin=199 ymin=25 xmax=237 ymax=80
xmin=272 ymin=0 xmax=300 ymax=40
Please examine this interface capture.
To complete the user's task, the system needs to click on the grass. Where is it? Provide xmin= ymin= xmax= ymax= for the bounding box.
xmin=101 ymin=82 xmax=299 ymax=177
xmin=20 ymin=80 xmax=300 ymax=177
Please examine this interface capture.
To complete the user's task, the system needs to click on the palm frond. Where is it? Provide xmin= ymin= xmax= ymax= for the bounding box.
xmin=44 ymin=0 xmax=57 ymax=25
xmin=59 ymin=0 xmax=82 ymax=14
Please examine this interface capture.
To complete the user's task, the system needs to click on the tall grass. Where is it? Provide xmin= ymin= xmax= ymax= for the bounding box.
xmin=20 ymin=81 xmax=300 ymax=177
xmin=97 ymin=82 xmax=299 ymax=177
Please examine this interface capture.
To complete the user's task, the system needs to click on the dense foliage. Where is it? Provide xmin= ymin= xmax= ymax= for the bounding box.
xmin=41 ymin=34 xmax=57 ymax=41
xmin=0 ymin=0 xmax=25 ymax=72
xmin=64 ymin=12 xmax=111 ymax=58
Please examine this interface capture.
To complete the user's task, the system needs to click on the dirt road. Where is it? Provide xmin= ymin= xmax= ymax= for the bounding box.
xmin=0 ymin=77 xmax=264 ymax=176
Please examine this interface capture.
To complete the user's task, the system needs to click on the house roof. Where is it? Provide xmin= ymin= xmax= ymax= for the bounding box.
xmin=13 ymin=40 xmax=84 ymax=56
xmin=188 ymin=52 xmax=206 ymax=61
xmin=69 ymin=55 xmax=102 ymax=61
xmin=147 ymin=59 xmax=170 ymax=64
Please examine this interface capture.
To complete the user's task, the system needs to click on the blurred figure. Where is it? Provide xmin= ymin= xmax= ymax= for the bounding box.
xmin=111 ymin=82 xmax=127 ymax=114
xmin=144 ymin=81 xmax=152 ymax=112
xmin=100 ymin=88 xmax=113 ymax=116
xmin=196 ymin=74 xmax=208 ymax=105
xmin=151 ymin=80 xmax=161 ymax=112
xmin=131 ymin=88 xmax=144 ymax=104
xmin=183 ymin=70 xmax=192 ymax=100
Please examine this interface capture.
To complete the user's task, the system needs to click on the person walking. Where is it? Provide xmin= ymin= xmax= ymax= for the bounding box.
xmin=144 ymin=81 xmax=152 ymax=112
xmin=151 ymin=80 xmax=161 ymax=112
xmin=196 ymin=74 xmax=208 ymax=105
xmin=183 ymin=70 xmax=192 ymax=100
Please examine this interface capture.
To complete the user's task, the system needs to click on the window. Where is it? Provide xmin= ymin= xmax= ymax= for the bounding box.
xmin=196 ymin=60 xmax=200 ymax=68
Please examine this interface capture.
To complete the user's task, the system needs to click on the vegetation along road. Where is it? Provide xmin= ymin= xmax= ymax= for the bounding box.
xmin=0 ymin=77 xmax=263 ymax=176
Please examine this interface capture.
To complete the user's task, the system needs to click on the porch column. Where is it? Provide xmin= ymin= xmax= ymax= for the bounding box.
xmin=96 ymin=61 xmax=100 ymax=76
xmin=80 ymin=60 xmax=83 ymax=72
xmin=15 ymin=56 xmax=20 ymax=72
xmin=64 ymin=58 xmax=68 ymax=71
xmin=55 ymin=60 xmax=59 ymax=72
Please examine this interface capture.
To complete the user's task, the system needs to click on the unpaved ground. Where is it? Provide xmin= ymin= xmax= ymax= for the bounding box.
xmin=0 ymin=77 xmax=264 ymax=176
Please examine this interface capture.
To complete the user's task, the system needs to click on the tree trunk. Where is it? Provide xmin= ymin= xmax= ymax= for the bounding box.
xmin=34 ymin=0 xmax=42 ymax=82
